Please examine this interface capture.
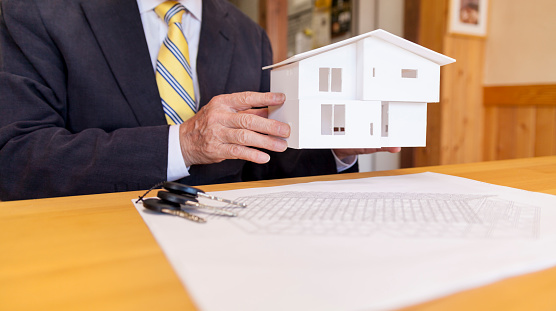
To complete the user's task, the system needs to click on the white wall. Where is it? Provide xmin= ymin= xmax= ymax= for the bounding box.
xmin=484 ymin=0 xmax=556 ymax=85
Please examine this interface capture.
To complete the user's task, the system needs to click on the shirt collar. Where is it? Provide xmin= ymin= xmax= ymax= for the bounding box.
xmin=137 ymin=0 xmax=202 ymax=21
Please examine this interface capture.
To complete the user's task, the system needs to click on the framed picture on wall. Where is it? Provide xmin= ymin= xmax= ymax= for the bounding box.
xmin=448 ymin=0 xmax=489 ymax=37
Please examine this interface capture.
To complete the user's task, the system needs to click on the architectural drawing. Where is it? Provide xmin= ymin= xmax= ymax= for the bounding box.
xmin=218 ymin=191 xmax=541 ymax=239
xmin=264 ymin=29 xmax=456 ymax=148
xmin=133 ymin=173 xmax=556 ymax=311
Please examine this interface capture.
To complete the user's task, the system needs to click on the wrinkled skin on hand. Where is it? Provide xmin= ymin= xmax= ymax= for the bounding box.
xmin=179 ymin=91 xmax=290 ymax=166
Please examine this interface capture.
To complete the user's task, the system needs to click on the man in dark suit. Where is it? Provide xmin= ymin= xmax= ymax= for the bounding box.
xmin=0 ymin=0 xmax=397 ymax=201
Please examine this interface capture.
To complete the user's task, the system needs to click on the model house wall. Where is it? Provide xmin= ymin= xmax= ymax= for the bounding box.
xmin=381 ymin=102 xmax=427 ymax=147
xmin=296 ymin=99 xmax=383 ymax=148
xmin=266 ymin=29 xmax=455 ymax=149
xmin=357 ymin=37 xmax=441 ymax=103
xmin=299 ymin=44 xmax=357 ymax=101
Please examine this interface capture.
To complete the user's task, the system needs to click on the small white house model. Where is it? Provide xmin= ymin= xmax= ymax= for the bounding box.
xmin=264 ymin=29 xmax=455 ymax=149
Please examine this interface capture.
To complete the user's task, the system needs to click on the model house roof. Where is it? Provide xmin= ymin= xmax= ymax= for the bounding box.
xmin=263 ymin=29 xmax=456 ymax=70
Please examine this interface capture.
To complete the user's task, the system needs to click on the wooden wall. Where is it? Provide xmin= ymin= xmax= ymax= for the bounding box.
xmin=408 ymin=0 xmax=556 ymax=166
xmin=484 ymin=84 xmax=556 ymax=160
xmin=482 ymin=0 xmax=556 ymax=161
xmin=440 ymin=36 xmax=485 ymax=164
xmin=410 ymin=0 xmax=485 ymax=167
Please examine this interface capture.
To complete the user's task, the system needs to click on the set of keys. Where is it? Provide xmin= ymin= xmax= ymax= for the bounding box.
xmin=138 ymin=182 xmax=246 ymax=223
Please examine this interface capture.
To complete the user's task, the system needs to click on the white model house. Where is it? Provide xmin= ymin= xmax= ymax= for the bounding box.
xmin=264 ymin=29 xmax=455 ymax=149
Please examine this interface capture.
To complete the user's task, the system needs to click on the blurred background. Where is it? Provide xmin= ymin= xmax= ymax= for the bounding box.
xmin=229 ymin=0 xmax=556 ymax=172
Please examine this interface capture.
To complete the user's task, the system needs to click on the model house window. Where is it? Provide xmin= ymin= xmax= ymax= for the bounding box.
xmin=321 ymin=104 xmax=345 ymax=135
xmin=402 ymin=69 xmax=418 ymax=78
xmin=333 ymin=104 xmax=345 ymax=134
xmin=319 ymin=68 xmax=330 ymax=92
xmin=331 ymin=68 xmax=342 ymax=92
xmin=319 ymin=67 xmax=342 ymax=92
xmin=372 ymin=67 xmax=376 ymax=78
xmin=381 ymin=102 xmax=389 ymax=137
xmin=321 ymin=104 xmax=332 ymax=135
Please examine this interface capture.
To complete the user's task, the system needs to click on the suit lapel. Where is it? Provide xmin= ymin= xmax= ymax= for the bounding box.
xmin=80 ymin=0 xmax=164 ymax=126
xmin=197 ymin=0 xmax=234 ymax=108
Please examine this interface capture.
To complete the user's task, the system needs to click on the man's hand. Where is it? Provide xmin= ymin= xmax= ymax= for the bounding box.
xmin=333 ymin=147 xmax=402 ymax=162
xmin=178 ymin=92 xmax=290 ymax=167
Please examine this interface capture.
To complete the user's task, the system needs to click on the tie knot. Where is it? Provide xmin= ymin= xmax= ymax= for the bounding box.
xmin=155 ymin=1 xmax=186 ymax=25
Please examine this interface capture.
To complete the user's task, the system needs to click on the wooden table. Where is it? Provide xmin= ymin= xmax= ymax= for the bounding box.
xmin=2 ymin=156 xmax=556 ymax=311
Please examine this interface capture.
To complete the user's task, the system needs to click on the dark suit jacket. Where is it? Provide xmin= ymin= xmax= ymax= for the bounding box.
xmin=0 ymin=0 xmax=353 ymax=201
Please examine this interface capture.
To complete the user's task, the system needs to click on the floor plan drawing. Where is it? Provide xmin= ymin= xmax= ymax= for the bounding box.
xmin=134 ymin=173 xmax=556 ymax=311
xmin=222 ymin=191 xmax=541 ymax=239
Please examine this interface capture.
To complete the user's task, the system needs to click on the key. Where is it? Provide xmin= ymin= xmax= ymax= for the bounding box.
xmin=158 ymin=191 xmax=238 ymax=217
xmin=142 ymin=198 xmax=206 ymax=223
xmin=163 ymin=182 xmax=247 ymax=207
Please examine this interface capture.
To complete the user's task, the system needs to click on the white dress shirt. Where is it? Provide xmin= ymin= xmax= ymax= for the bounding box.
xmin=137 ymin=0 xmax=200 ymax=181
xmin=136 ymin=0 xmax=355 ymax=181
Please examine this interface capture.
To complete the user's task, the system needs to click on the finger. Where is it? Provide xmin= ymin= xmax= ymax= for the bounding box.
xmin=333 ymin=148 xmax=396 ymax=159
xmin=359 ymin=147 xmax=399 ymax=154
xmin=240 ymin=108 xmax=268 ymax=118
xmin=225 ymin=128 xmax=288 ymax=152
xmin=218 ymin=92 xmax=285 ymax=112
xmin=355 ymin=149 xmax=380 ymax=155
xmin=225 ymin=113 xmax=290 ymax=138
xmin=221 ymin=144 xmax=271 ymax=164
xmin=384 ymin=147 xmax=402 ymax=153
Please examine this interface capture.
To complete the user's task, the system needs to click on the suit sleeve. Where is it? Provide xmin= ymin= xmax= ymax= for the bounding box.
xmin=242 ymin=30 xmax=346 ymax=182
xmin=0 ymin=1 xmax=168 ymax=200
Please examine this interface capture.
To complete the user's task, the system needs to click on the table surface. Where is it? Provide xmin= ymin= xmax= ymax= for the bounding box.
xmin=2 ymin=156 xmax=556 ymax=311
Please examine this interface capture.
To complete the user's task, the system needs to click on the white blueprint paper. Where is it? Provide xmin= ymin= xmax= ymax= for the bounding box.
xmin=133 ymin=172 xmax=556 ymax=311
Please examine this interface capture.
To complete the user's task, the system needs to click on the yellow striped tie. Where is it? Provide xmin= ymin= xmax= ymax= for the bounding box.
xmin=155 ymin=1 xmax=196 ymax=125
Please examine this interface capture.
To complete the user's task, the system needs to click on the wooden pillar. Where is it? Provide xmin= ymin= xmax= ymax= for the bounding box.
xmin=259 ymin=0 xmax=289 ymax=63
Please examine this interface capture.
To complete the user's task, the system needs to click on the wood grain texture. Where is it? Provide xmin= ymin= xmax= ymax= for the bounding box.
xmin=515 ymin=106 xmax=537 ymax=158
xmin=484 ymin=84 xmax=556 ymax=106
xmin=416 ymin=35 xmax=485 ymax=166
xmin=404 ymin=0 xmax=421 ymax=43
xmin=483 ymin=105 xmax=498 ymax=161
xmin=483 ymin=85 xmax=556 ymax=161
xmin=413 ymin=0 xmax=485 ymax=167
xmin=258 ymin=0 xmax=288 ymax=63
xmin=413 ymin=0 xmax=447 ymax=167
xmin=0 ymin=193 xmax=198 ymax=311
xmin=2 ymin=156 xmax=556 ymax=311
xmin=440 ymin=35 xmax=485 ymax=164
xmin=417 ymin=0 xmax=447 ymax=53
xmin=535 ymin=106 xmax=556 ymax=156
xmin=496 ymin=106 xmax=518 ymax=159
